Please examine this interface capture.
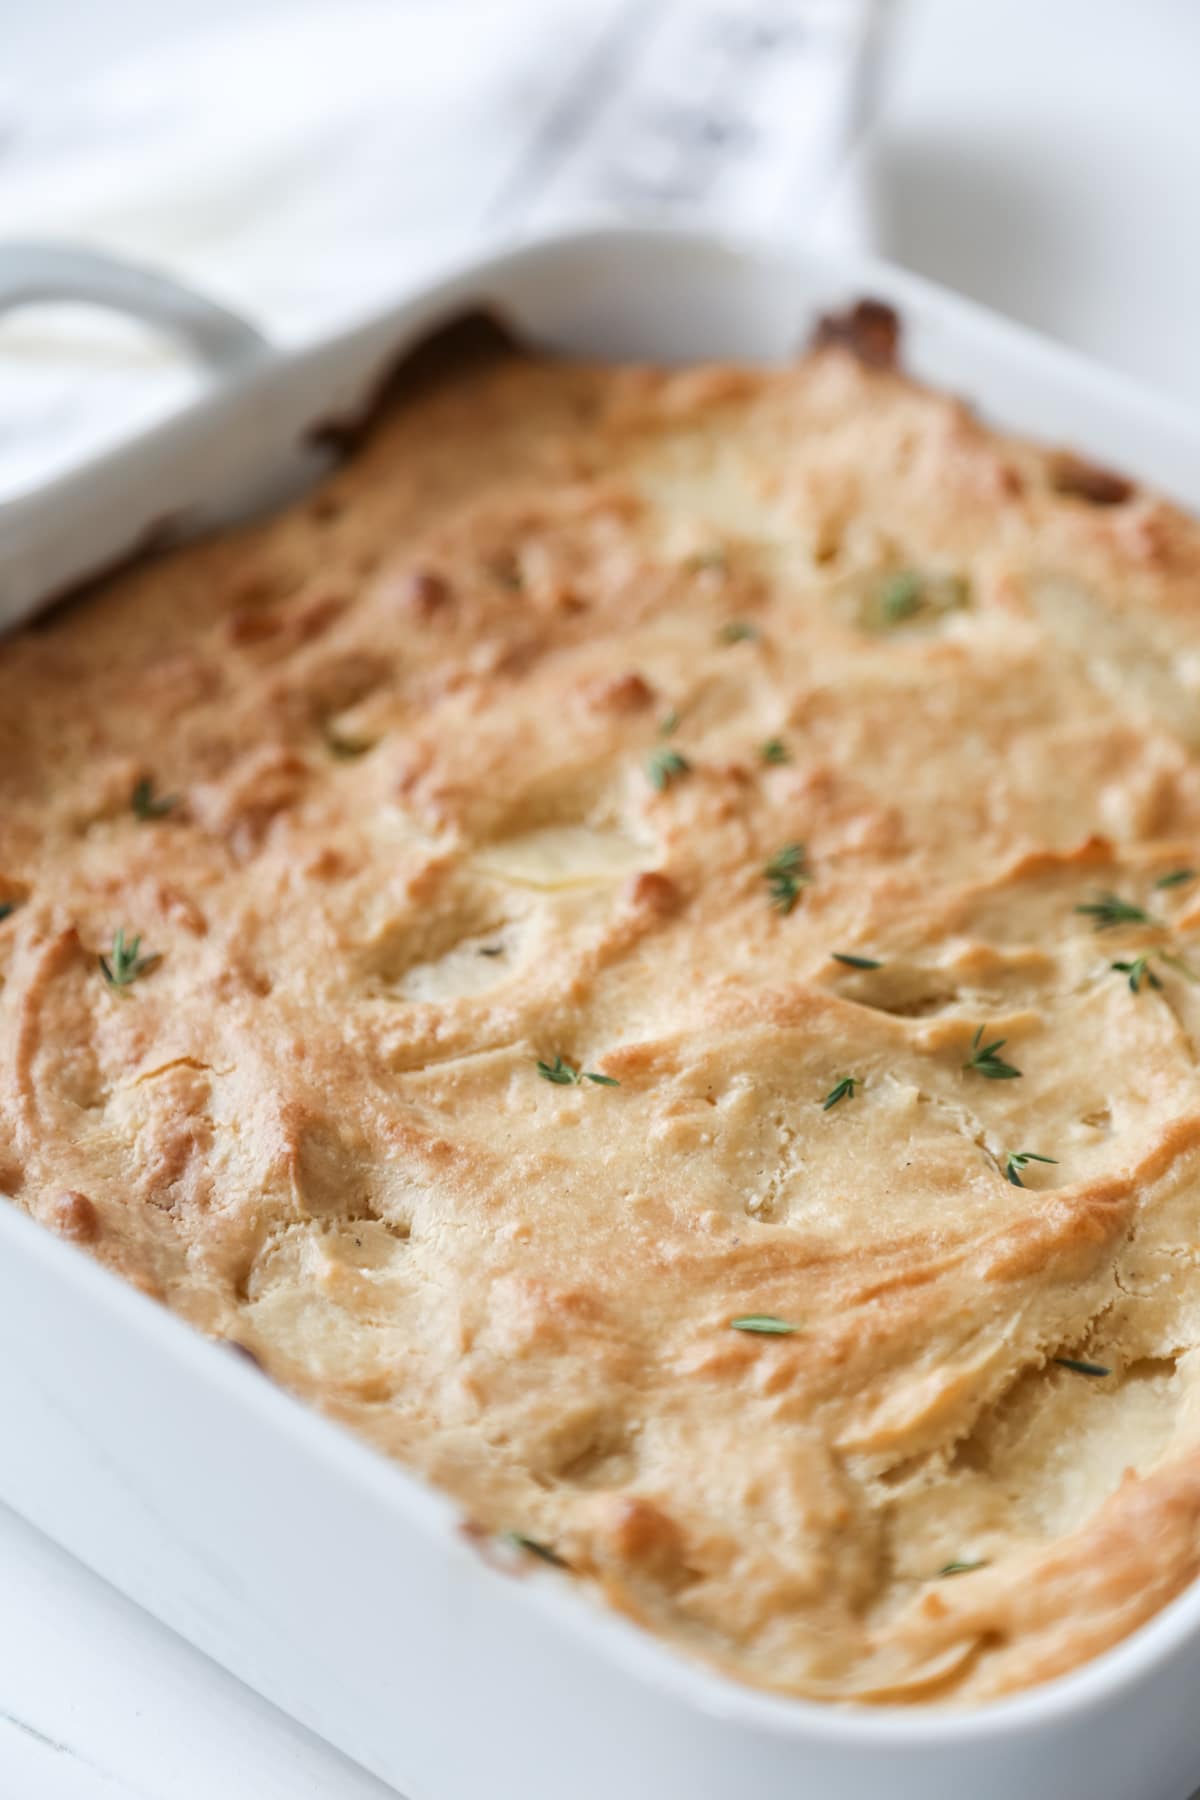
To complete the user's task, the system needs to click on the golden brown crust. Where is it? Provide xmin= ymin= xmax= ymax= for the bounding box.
xmin=6 ymin=335 xmax=1200 ymax=1706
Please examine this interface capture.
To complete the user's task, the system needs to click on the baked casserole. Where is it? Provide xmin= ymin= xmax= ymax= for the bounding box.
xmin=6 ymin=310 xmax=1200 ymax=1706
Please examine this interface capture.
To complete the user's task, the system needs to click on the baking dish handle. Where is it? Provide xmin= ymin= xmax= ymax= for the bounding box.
xmin=0 ymin=241 xmax=271 ymax=374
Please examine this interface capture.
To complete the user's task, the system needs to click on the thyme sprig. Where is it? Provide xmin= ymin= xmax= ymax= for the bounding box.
xmin=879 ymin=570 xmax=922 ymax=624
xmin=1054 ymin=1356 xmax=1111 ymax=1378
xmin=1111 ymin=954 xmax=1162 ymax=994
xmin=503 ymin=1532 xmax=569 ymax=1568
xmin=730 ymin=1315 xmax=799 ymax=1336
xmin=875 ymin=569 xmax=968 ymax=629
xmin=964 ymin=1026 xmax=1022 ymax=1080
xmin=1004 ymin=1149 xmax=1057 ymax=1187
xmin=764 ymin=842 xmax=808 ymax=914
xmin=536 ymin=1055 xmax=619 ymax=1088
xmin=1112 ymin=949 xmax=1198 ymax=991
xmin=131 ymin=777 xmax=178 ymax=821
xmin=1075 ymin=891 xmax=1161 ymax=932
xmin=822 ymin=1076 xmax=860 ymax=1111
xmin=647 ymin=746 xmax=691 ymax=792
xmin=100 ymin=928 xmax=160 ymax=990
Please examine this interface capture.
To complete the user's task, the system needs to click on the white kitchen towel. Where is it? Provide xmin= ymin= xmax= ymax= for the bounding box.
xmin=0 ymin=0 xmax=879 ymax=497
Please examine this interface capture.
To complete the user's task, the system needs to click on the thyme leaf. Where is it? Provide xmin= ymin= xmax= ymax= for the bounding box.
xmin=1075 ymin=891 xmax=1160 ymax=932
xmin=831 ymin=952 xmax=882 ymax=970
xmin=1054 ymin=1356 xmax=1111 ymax=1378
xmin=536 ymin=1055 xmax=619 ymax=1088
xmin=730 ymin=1315 xmax=799 ymax=1335
xmin=717 ymin=620 xmax=758 ymax=645
xmin=0 ymin=902 xmax=16 ymax=923
xmin=99 ymin=928 xmax=160 ymax=990
xmin=131 ymin=777 xmax=178 ymax=821
xmin=879 ymin=570 xmax=923 ymax=624
xmin=647 ymin=746 xmax=691 ymax=793
xmin=822 ymin=1076 xmax=859 ymax=1111
xmin=874 ymin=570 xmax=968 ymax=630
xmin=658 ymin=708 xmax=680 ymax=739
xmin=1004 ymin=1149 xmax=1057 ymax=1187
xmin=938 ymin=1559 xmax=989 ymax=1578
xmin=759 ymin=737 xmax=790 ymax=765
xmin=764 ymin=842 xmax=809 ymax=914
xmin=964 ymin=1026 xmax=1022 ymax=1080
xmin=537 ymin=1055 xmax=577 ymax=1085
xmin=503 ymin=1532 xmax=568 ymax=1568
xmin=1155 ymin=868 xmax=1196 ymax=889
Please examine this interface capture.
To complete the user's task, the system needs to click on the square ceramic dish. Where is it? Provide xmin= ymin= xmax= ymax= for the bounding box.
xmin=3 ymin=227 xmax=1200 ymax=1800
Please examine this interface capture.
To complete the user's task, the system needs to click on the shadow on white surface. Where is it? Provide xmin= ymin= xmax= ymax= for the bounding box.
xmin=872 ymin=133 xmax=1069 ymax=332
xmin=871 ymin=0 xmax=1200 ymax=414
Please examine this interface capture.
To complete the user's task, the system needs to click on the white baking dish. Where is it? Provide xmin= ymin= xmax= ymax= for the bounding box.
xmin=3 ymin=226 xmax=1200 ymax=1800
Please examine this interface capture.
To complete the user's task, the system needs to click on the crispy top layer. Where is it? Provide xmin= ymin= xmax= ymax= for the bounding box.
xmin=6 ymin=328 xmax=1200 ymax=1706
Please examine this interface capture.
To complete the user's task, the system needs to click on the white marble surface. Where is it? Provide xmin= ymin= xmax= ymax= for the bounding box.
xmin=5 ymin=1 xmax=1200 ymax=1796
xmin=0 ymin=1502 xmax=394 ymax=1799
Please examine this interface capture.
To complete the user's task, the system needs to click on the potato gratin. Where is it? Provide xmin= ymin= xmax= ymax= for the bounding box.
xmin=6 ymin=314 xmax=1200 ymax=1706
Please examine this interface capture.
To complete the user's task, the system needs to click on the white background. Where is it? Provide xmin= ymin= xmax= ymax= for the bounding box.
xmin=3 ymin=1 xmax=1200 ymax=1795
